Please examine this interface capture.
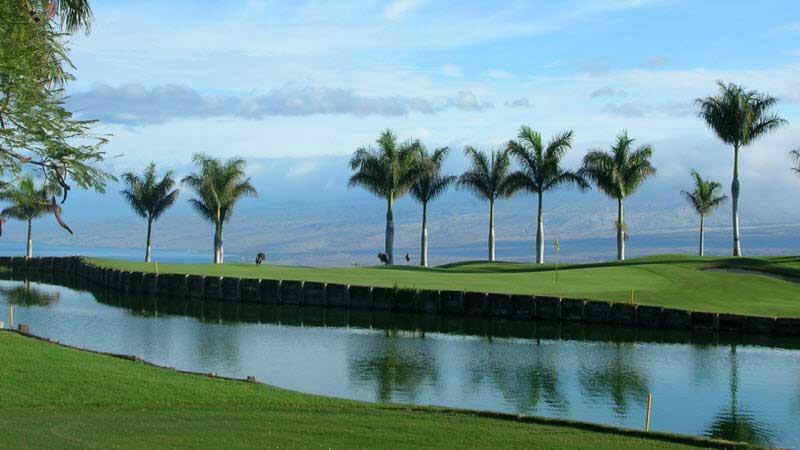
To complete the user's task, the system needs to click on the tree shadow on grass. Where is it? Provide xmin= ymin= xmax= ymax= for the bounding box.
xmin=375 ymin=256 xmax=715 ymax=275
xmin=367 ymin=255 xmax=800 ymax=279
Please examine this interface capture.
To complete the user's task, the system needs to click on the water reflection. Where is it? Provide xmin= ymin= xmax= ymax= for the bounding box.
xmin=579 ymin=343 xmax=649 ymax=418
xmin=704 ymin=345 xmax=775 ymax=447
xmin=0 ymin=280 xmax=60 ymax=306
xmin=468 ymin=340 xmax=569 ymax=416
xmin=95 ymin=289 xmax=243 ymax=371
xmin=347 ymin=329 xmax=440 ymax=402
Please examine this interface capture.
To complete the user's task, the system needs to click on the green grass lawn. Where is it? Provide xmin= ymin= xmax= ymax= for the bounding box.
xmin=0 ymin=332 xmax=751 ymax=450
xmin=90 ymin=254 xmax=800 ymax=318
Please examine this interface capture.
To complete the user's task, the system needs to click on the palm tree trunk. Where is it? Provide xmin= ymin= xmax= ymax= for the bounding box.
xmin=536 ymin=192 xmax=544 ymax=264
xmin=213 ymin=222 xmax=220 ymax=264
xmin=219 ymin=224 xmax=225 ymax=264
xmin=731 ymin=144 xmax=742 ymax=257
xmin=26 ymin=218 xmax=32 ymax=259
xmin=699 ymin=214 xmax=705 ymax=257
xmin=488 ymin=198 xmax=496 ymax=262
xmin=385 ymin=194 xmax=394 ymax=265
xmin=420 ymin=201 xmax=428 ymax=267
xmin=145 ymin=217 xmax=153 ymax=263
xmin=617 ymin=198 xmax=625 ymax=261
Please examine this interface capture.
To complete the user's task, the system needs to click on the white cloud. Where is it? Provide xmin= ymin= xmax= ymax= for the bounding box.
xmin=778 ymin=21 xmax=800 ymax=33
xmin=69 ymin=84 xmax=495 ymax=125
xmin=486 ymin=69 xmax=513 ymax=80
xmin=602 ymin=100 xmax=693 ymax=118
xmin=444 ymin=91 xmax=494 ymax=111
xmin=286 ymin=161 xmax=318 ymax=178
xmin=590 ymin=87 xmax=628 ymax=98
xmin=577 ymin=59 xmax=613 ymax=76
xmin=384 ymin=0 xmax=426 ymax=20
xmin=602 ymin=102 xmax=647 ymax=117
xmin=440 ymin=64 xmax=462 ymax=77
xmin=505 ymin=98 xmax=531 ymax=108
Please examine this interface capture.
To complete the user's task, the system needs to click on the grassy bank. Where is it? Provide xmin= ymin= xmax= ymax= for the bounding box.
xmin=0 ymin=331 xmax=751 ymax=449
xmin=90 ymin=255 xmax=800 ymax=318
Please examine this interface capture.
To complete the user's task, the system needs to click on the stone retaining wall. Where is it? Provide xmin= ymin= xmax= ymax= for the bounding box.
xmin=2 ymin=255 xmax=799 ymax=337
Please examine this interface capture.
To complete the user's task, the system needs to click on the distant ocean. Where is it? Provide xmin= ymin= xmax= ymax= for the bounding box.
xmin=1 ymin=226 xmax=797 ymax=266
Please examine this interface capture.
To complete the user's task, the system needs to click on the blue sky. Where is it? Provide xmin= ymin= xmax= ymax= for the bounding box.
xmin=65 ymin=0 xmax=799 ymax=177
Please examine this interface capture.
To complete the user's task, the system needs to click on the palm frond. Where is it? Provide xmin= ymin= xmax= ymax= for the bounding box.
xmin=748 ymin=115 xmax=788 ymax=144
xmin=122 ymin=163 xmax=179 ymax=221
xmin=581 ymin=132 xmax=655 ymax=200
xmin=682 ymin=169 xmax=727 ymax=216
xmin=187 ymin=198 xmax=216 ymax=222
xmin=791 ymin=149 xmax=800 ymax=175
xmin=348 ymin=131 xmax=419 ymax=201
xmin=544 ymin=130 xmax=574 ymax=161
xmin=152 ymin=189 xmax=180 ymax=220
xmin=0 ymin=177 xmax=51 ymax=221
xmin=580 ymin=150 xmax=620 ymax=198
xmin=54 ymin=0 xmax=94 ymax=33
xmin=548 ymin=170 xmax=590 ymax=192
xmin=183 ymin=154 xmax=257 ymax=225
xmin=410 ymin=143 xmax=453 ymax=204
xmin=458 ymin=146 xmax=511 ymax=201
xmin=508 ymin=126 xmax=582 ymax=197
xmin=696 ymin=81 xmax=786 ymax=148
xmin=504 ymin=170 xmax=536 ymax=195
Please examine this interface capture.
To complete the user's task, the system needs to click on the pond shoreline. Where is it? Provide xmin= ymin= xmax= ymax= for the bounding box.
xmin=0 ymin=328 xmax=760 ymax=450
xmin=2 ymin=255 xmax=799 ymax=338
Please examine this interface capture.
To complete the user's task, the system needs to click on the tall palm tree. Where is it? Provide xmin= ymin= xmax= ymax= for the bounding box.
xmin=182 ymin=154 xmax=257 ymax=264
xmin=681 ymin=170 xmax=727 ymax=256
xmin=458 ymin=147 xmax=513 ymax=262
xmin=506 ymin=126 xmax=588 ymax=264
xmin=121 ymin=163 xmax=180 ymax=263
xmin=349 ymin=130 xmax=420 ymax=265
xmin=0 ymin=177 xmax=51 ymax=259
xmin=580 ymin=131 xmax=656 ymax=261
xmin=791 ymin=149 xmax=800 ymax=176
xmin=696 ymin=82 xmax=787 ymax=257
xmin=410 ymin=143 xmax=455 ymax=267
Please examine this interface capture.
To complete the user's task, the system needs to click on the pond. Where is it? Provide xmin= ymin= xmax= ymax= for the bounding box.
xmin=1 ymin=275 xmax=799 ymax=448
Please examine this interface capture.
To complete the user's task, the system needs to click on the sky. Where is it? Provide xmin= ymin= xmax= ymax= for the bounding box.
xmin=65 ymin=0 xmax=800 ymax=172
xmin=8 ymin=0 xmax=800 ymax=262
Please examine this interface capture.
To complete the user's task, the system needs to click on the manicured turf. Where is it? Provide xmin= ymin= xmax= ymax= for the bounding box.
xmin=0 ymin=332 xmax=743 ymax=450
xmin=90 ymin=255 xmax=800 ymax=318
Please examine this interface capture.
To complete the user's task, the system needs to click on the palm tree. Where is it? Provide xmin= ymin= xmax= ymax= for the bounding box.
xmin=506 ymin=126 xmax=588 ymax=264
xmin=681 ymin=170 xmax=727 ymax=256
xmin=458 ymin=147 xmax=513 ymax=262
xmin=580 ymin=131 xmax=656 ymax=261
xmin=0 ymin=177 xmax=51 ymax=259
xmin=182 ymin=154 xmax=257 ymax=264
xmin=23 ymin=0 xmax=94 ymax=33
xmin=121 ymin=163 xmax=180 ymax=263
xmin=410 ymin=143 xmax=455 ymax=267
xmin=696 ymin=82 xmax=787 ymax=257
xmin=349 ymin=130 xmax=419 ymax=265
xmin=791 ymin=149 xmax=800 ymax=176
